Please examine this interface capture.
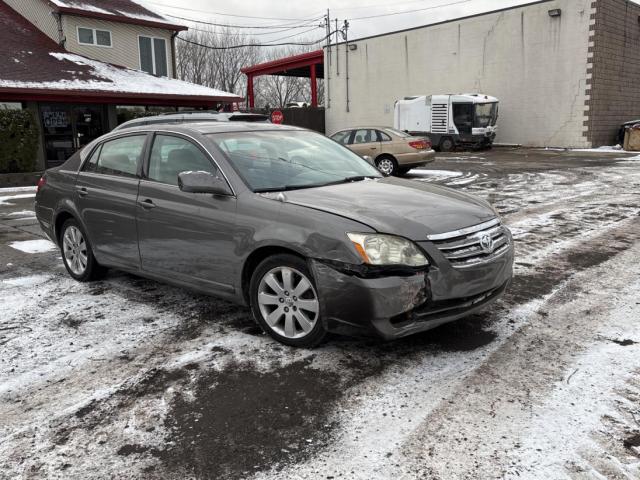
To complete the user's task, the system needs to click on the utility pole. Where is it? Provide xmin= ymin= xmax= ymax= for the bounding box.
xmin=343 ymin=20 xmax=350 ymax=113
xmin=335 ymin=18 xmax=340 ymax=77
xmin=325 ymin=10 xmax=331 ymax=109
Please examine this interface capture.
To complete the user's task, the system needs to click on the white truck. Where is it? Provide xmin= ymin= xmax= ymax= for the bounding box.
xmin=394 ymin=94 xmax=499 ymax=151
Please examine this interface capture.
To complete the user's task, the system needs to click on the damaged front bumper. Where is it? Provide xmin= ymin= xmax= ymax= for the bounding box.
xmin=309 ymin=238 xmax=514 ymax=340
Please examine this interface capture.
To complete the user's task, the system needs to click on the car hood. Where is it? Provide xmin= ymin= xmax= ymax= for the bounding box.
xmin=281 ymin=177 xmax=496 ymax=240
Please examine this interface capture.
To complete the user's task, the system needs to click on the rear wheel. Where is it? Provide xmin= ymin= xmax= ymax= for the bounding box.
xmin=250 ymin=254 xmax=326 ymax=347
xmin=60 ymin=218 xmax=105 ymax=282
xmin=439 ymin=137 xmax=455 ymax=152
xmin=375 ymin=155 xmax=398 ymax=176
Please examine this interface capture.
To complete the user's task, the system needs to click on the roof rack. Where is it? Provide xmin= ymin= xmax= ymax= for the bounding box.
xmin=159 ymin=110 xmax=220 ymax=116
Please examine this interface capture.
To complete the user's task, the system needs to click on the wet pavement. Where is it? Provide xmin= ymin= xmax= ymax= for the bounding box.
xmin=1 ymin=148 xmax=639 ymax=479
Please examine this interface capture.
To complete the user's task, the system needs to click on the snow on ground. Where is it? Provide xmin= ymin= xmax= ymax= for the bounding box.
xmin=8 ymin=239 xmax=56 ymax=253
xmin=0 ymin=193 xmax=36 ymax=206
xmin=1 ymin=148 xmax=639 ymax=479
xmin=0 ymin=186 xmax=36 ymax=193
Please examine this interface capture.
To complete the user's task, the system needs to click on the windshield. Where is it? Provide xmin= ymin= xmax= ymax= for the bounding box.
xmin=209 ymin=130 xmax=382 ymax=192
xmin=474 ymin=102 xmax=498 ymax=128
xmin=384 ymin=127 xmax=411 ymax=138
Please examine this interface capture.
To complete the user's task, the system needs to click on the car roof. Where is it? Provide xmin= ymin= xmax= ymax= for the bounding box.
xmin=115 ymin=111 xmax=270 ymax=130
xmin=113 ymin=121 xmax=306 ymax=135
xmin=333 ymin=126 xmax=397 ymax=132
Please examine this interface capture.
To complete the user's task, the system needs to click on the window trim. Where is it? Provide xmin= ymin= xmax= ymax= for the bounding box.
xmin=138 ymin=35 xmax=169 ymax=77
xmin=142 ymin=132 xmax=235 ymax=196
xmin=79 ymin=132 xmax=150 ymax=179
xmin=77 ymin=26 xmax=113 ymax=48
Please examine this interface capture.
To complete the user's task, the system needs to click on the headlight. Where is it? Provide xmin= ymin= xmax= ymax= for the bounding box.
xmin=347 ymin=233 xmax=429 ymax=267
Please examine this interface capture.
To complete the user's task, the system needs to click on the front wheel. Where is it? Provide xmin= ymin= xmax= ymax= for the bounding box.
xmin=60 ymin=218 xmax=106 ymax=282
xmin=249 ymin=254 xmax=326 ymax=348
xmin=375 ymin=156 xmax=398 ymax=176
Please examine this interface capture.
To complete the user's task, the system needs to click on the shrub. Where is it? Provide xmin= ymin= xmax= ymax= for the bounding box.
xmin=0 ymin=109 xmax=39 ymax=173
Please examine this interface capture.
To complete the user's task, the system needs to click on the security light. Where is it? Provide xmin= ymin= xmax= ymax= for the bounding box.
xmin=348 ymin=44 xmax=358 ymax=51
xmin=548 ymin=9 xmax=561 ymax=17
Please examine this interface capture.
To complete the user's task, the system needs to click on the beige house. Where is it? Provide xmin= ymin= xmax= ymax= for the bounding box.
xmin=3 ymin=0 xmax=182 ymax=77
xmin=0 ymin=0 xmax=242 ymax=170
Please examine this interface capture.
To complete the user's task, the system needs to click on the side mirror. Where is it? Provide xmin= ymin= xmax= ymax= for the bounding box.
xmin=178 ymin=171 xmax=232 ymax=196
xmin=362 ymin=155 xmax=375 ymax=166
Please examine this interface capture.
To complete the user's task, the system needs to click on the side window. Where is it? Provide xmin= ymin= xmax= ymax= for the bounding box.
xmin=352 ymin=129 xmax=376 ymax=144
xmin=86 ymin=135 xmax=146 ymax=177
xmin=147 ymin=135 xmax=216 ymax=186
xmin=83 ymin=144 xmax=102 ymax=173
xmin=331 ymin=131 xmax=351 ymax=145
xmin=377 ymin=130 xmax=392 ymax=142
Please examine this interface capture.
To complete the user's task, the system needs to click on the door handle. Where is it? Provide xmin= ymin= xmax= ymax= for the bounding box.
xmin=76 ymin=187 xmax=88 ymax=197
xmin=139 ymin=199 xmax=156 ymax=209
xmin=370 ymin=147 xmax=377 ymax=150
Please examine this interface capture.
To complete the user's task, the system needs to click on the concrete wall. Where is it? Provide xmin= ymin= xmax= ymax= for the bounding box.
xmin=324 ymin=0 xmax=595 ymax=148
xmin=62 ymin=15 xmax=175 ymax=77
xmin=585 ymin=0 xmax=640 ymax=146
xmin=3 ymin=0 xmax=60 ymax=42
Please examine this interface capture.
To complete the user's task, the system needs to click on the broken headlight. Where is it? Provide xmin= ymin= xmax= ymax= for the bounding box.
xmin=347 ymin=233 xmax=429 ymax=267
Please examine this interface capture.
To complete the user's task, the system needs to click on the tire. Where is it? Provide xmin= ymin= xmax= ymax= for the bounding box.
xmin=59 ymin=218 xmax=106 ymax=282
xmin=375 ymin=155 xmax=398 ymax=176
xmin=439 ymin=137 xmax=455 ymax=152
xmin=249 ymin=254 xmax=326 ymax=348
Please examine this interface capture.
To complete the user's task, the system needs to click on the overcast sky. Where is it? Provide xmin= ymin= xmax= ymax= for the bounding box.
xmin=138 ymin=0 xmax=629 ymax=43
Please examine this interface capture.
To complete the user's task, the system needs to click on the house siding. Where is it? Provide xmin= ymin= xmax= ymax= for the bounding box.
xmin=62 ymin=15 xmax=175 ymax=77
xmin=585 ymin=0 xmax=640 ymax=146
xmin=3 ymin=0 xmax=60 ymax=42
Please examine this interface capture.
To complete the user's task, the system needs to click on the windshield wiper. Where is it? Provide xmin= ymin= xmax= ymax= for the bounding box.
xmin=254 ymin=184 xmax=324 ymax=193
xmin=322 ymin=175 xmax=380 ymax=186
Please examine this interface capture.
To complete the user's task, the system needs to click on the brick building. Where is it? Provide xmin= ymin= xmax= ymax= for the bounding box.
xmin=324 ymin=0 xmax=640 ymax=148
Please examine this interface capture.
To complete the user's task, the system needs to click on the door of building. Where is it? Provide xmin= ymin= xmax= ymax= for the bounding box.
xmin=40 ymin=104 xmax=106 ymax=168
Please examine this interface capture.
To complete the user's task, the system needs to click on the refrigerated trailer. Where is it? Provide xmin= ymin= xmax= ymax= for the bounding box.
xmin=394 ymin=94 xmax=499 ymax=151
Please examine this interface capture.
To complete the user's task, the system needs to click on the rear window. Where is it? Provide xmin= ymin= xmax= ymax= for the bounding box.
xmin=84 ymin=135 xmax=146 ymax=177
xmin=384 ymin=127 xmax=411 ymax=138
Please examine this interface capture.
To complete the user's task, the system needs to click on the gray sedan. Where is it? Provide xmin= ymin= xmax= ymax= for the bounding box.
xmin=35 ymin=122 xmax=513 ymax=347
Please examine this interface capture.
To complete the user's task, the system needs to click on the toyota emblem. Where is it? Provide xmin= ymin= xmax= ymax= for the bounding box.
xmin=479 ymin=233 xmax=494 ymax=253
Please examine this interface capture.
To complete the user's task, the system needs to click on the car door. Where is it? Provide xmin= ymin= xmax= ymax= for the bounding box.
xmin=136 ymin=133 xmax=237 ymax=293
xmin=75 ymin=133 xmax=148 ymax=268
xmin=349 ymin=129 xmax=381 ymax=158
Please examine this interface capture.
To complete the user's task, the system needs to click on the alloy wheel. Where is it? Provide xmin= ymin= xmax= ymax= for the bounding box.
xmin=257 ymin=266 xmax=319 ymax=339
xmin=63 ymin=225 xmax=88 ymax=276
xmin=377 ymin=158 xmax=395 ymax=175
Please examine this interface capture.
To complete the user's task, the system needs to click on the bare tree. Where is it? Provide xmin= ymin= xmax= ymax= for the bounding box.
xmin=176 ymin=29 xmax=324 ymax=108
xmin=176 ymin=27 xmax=259 ymax=97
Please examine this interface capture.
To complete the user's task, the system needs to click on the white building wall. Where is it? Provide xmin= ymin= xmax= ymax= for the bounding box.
xmin=62 ymin=16 xmax=175 ymax=77
xmin=325 ymin=0 xmax=594 ymax=148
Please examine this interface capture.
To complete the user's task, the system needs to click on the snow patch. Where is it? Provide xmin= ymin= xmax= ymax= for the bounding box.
xmin=9 ymin=239 xmax=56 ymax=253
xmin=408 ymin=169 xmax=463 ymax=178
xmin=0 ymin=193 xmax=35 ymax=205
xmin=0 ymin=186 xmax=36 ymax=193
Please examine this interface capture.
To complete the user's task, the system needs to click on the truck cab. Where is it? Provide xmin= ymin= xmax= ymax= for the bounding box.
xmin=394 ymin=94 xmax=499 ymax=151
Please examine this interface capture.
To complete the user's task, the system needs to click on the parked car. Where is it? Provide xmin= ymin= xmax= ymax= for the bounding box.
xmin=35 ymin=123 xmax=513 ymax=347
xmin=285 ymin=102 xmax=309 ymax=108
xmin=330 ymin=126 xmax=435 ymax=176
xmin=114 ymin=111 xmax=270 ymax=131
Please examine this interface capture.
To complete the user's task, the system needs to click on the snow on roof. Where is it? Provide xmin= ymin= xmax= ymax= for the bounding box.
xmin=0 ymin=2 xmax=238 ymax=103
xmin=0 ymin=52 xmax=240 ymax=100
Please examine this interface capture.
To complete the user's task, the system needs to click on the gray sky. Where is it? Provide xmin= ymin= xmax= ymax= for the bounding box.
xmin=138 ymin=0 xmax=605 ymax=43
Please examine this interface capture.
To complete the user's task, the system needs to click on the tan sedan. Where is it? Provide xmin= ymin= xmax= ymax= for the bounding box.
xmin=330 ymin=126 xmax=435 ymax=176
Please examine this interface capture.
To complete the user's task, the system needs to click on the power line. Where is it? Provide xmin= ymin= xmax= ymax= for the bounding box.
xmin=176 ymin=31 xmax=334 ymax=50
xmin=184 ymin=23 xmax=321 ymax=37
xmin=164 ymin=12 xmax=324 ymax=30
xmin=142 ymin=0 xmax=323 ymax=22
xmin=349 ymin=0 xmax=473 ymax=20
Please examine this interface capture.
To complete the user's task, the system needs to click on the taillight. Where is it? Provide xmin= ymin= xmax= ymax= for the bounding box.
xmin=408 ymin=140 xmax=428 ymax=150
xmin=36 ymin=176 xmax=46 ymax=193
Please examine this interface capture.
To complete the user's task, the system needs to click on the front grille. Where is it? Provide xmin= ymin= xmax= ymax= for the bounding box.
xmin=428 ymin=218 xmax=510 ymax=268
